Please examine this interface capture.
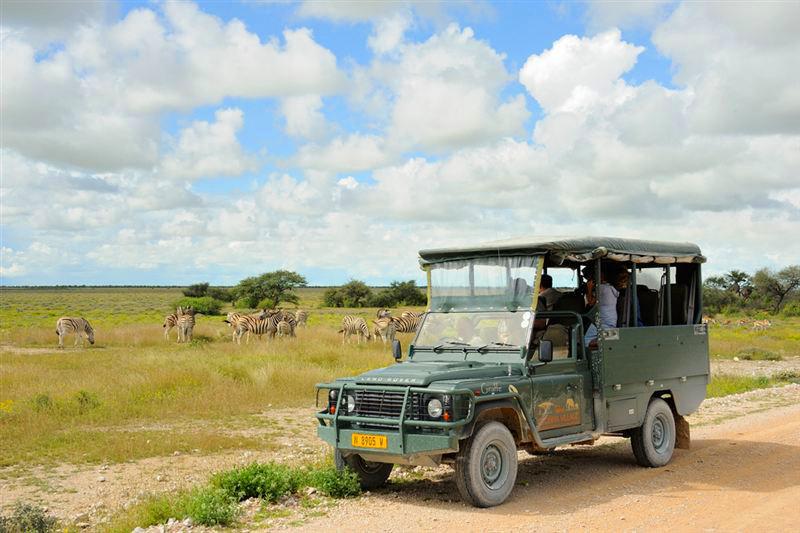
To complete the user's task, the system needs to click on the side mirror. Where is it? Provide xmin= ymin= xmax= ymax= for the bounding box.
xmin=392 ymin=339 xmax=402 ymax=362
xmin=538 ymin=340 xmax=553 ymax=363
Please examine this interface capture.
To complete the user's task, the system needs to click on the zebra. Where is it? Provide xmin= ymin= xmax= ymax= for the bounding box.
xmin=295 ymin=309 xmax=309 ymax=328
xmin=277 ymin=317 xmax=293 ymax=338
xmin=224 ymin=311 xmax=262 ymax=343
xmin=377 ymin=308 xmax=392 ymax=319
xmin=56 ymin=317 xmax=95 ymax=348
xmin=162 ymin=313 xmax=178 ymax=340
xmin=372 ymin=317 xmax=396 ymax=344
xmin=339 ymin=316 xmax=371 ymax=343
xmin=232 ymin=313 xmax=276 ymax=344
xmin=176 ymin=306 xmax=196 ymax=343
xmin=391 ymin=314 xmax=423 ymax=333
xmin=400 ymin=311 xmax=421 ymax=319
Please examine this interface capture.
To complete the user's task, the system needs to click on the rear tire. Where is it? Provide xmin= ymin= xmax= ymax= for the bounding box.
xmin=454 ymin=421 xmax=518 ymax=508
xmin=631 ymin=398 xmax=676 ymax=467
xmin=334 ymin=450 xmax=393 ymax=489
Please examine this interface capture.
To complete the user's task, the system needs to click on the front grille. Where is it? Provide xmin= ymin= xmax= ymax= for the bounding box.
xmin=351 ymin=390 xmax=426 ymax=420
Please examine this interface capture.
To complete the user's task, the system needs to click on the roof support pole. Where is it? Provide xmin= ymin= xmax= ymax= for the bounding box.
xmin=630 ymin=265 xmax=638 ymax=327
xmin=665 ymin=265 xmax=672 ymax=326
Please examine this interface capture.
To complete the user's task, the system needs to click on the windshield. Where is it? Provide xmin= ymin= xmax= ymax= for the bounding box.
xmin=414 ymin=311 xmax=533 ymax=349
xmin=428 ymin=255 xmax=539 ymax=312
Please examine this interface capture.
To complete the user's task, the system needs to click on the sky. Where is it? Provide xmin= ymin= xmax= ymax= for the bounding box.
xmin=1 ymin=0 xmax=799 ymax=286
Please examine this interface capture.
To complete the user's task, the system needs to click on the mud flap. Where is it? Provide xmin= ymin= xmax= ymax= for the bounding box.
xmin=675 ymin=415 xmax=691 ymax=449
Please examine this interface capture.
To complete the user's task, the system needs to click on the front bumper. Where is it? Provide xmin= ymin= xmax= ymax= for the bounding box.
xmin=315 ymin=383 xmax=476 ymax=459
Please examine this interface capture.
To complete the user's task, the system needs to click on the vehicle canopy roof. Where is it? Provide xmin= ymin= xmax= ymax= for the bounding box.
xmin=418 ymin=235 xmax=706 ymax=266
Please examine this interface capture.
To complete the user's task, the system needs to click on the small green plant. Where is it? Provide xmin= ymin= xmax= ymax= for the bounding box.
xmin=0 ymin=502 xmax=59 ymax=533
xmin=212 ymin=462 xmax=300 ymax=503
xmin=303 ymin=464 xmax=361 ymax=498
xmin=735 ymin=347 xmax=782 ymax=361
xmin=183 ymin=487 xmax=238 ymax=526
xmin=73 ymin=390 xmax=101 ymax=412
xmin=32 ymin=393 xmax=53 ymax=412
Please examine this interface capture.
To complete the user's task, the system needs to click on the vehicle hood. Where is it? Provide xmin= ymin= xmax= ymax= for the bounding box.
xmin=355 ymin=360 xmax=513 ymax=387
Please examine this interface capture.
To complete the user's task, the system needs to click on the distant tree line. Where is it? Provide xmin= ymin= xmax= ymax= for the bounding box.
xmin=704 ymin=265 xmax=800 ymax=315
xmin=175 ymin=273 xmax=426 ymax=314
xmin=323 ymin=280 xmax=426 ymax=308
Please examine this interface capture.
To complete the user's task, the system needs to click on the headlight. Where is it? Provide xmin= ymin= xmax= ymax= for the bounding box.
xmin=329 ymin=389 xmax=338 ymax=400
xmin=346 ymin=395 xmax=356 ymax=413
xmin=427 ymin=398 xmax=443 ymax=418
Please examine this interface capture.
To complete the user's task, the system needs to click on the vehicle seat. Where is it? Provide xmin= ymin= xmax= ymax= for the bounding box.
xmin=636 ymin=285 xmax=659 ymax=326
xmin=661 ymin=284 xmax=689 ymax=325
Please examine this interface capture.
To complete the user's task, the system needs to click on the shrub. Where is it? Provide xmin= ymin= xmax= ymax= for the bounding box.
xmin=184 ymin=487 xmax=238 ymax=527
xmin=74 ymin=390 xmax=101 ymax=412
xmin=781 ymin=301 xmax=800 ymax=317
xmin=323 ymin=287 xmax=344 ymax=307
xmin=212 ymin=462 xmax=300 ymax=503
xmin=304 ymin=464 xmax=361 ymax=498
xmin=0 ymin=502 xmax=59 ymax=533
xmin=207 ymin=287 xmax=234 ymax=302
xmin=173 ymin=297 xmax=223 ymax=316
xmin=736 ymin=347 xmax=782 ymax=361
xmin=182 ymin=283 xmax=210 ymax=298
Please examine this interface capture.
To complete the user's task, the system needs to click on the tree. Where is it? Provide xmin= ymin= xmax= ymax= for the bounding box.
xmin=323 ymin=287 xmax=345 ymax=307
xmin=384 ymin=280 xmax=427 ymax=306
xmin=183 ymin=282 xmax=209 ymax=298
xmin=752 ymin=266 xmax=800 ymax=313
xmin=723 ymin=270 xmax=752 ymax=299
xmin=233 ymin=270 xmax=307 ymax=309
xmin=339 ymin=280 xmax=373 ymax=307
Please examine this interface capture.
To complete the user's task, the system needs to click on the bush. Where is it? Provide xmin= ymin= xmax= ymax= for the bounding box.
xmin=184 ymin=487 xmax=238 ymax=527
xmin=74 ymin=390 xmax=101 ymax=412
xmin=32 ymin=393 xmax=53 ymax=412
xmin=183 ymin=283 xmax=210 ymax=298
xmin=173 ymin=297 xmax=224 ymax=316
xmin=0 ymin=502 xmax=59 ymax=533
xmin=212 ymin=462 xmax=300 ymax=503
xmin=323 ymin=287 xmax=345 ymax=307
xmin=207 ymin=287 xmax=234 ymax=302
xmin=781 ymin=300 xmax=800 ymax=317
xmin=736 ymin=348 xmax=782 ymax=361
xmin=303 ymin=464 xmax=361 ymax=498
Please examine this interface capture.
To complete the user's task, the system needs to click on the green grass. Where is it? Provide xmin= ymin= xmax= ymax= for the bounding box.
xmin=707 ymin=373 xmax=800 ymax=398
xmin=707 ymin=315 xmax=800 ymax=360
xmin=0 ymin=287 xmax=423 ymax=466
xmin=106 ymin=460 xmax=359 ymax=532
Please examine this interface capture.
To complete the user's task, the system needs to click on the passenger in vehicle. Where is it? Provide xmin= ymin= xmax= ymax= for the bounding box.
xmin=583 ymin=265 xmax=619 ymax=346
xmin=615 ymin=269 xmax=644 ymax=327
xmin=538 ymin=274 xmax=562 ymax=311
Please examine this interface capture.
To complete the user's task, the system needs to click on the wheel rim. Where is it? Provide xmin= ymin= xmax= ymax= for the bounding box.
xmin=480 ymin=442 xmax=508 ymax=489
xmin=651 ymin=413 xmax=670 ymax=453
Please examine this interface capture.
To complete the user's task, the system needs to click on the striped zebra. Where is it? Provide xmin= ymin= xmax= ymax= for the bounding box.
xmin=339 ymin=316 xmax=371 ymax=343
xmin=295 ymin=309 xmax=309 ymax=328
xmin=224 ymin=311 xmax=263 ymax=343
xmin=176 ymin=306 xmax=196 ymax=343
xmin=377 ymin=308 xmax=392 ymax=319
xmin=232 ymin=313 xmax=276 ymax=344
xmin=56 ymin=317 xmax=95 ymax=348
xmin=372 ymin=317 xmax=396 ymax=344
xmin=162 ymin=313 xmax=178 ymax=341
xmin=265 ymin=309 xmax=297 ymax=337
xmin=391 ymin=314 xmax=423 ymax=333
xmin=400 ymin=311 xmax=421 ymax=319
xmin=277 ymin=317 xmax=293 ymax=338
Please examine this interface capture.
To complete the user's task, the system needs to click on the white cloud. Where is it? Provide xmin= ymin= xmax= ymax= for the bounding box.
xmin=585 ymin=0 xmax=674 ymax=31
xmin=280 ymin=95 xmax=330 ymax=140
xmin=160 ymin=108 xmax=258 ymax=181
xmin=519 ymin=29 xmax=643 ymax=113
xmin=368 ymin=11 xmax=413 ymax=55
xmin=294 ymin=134 xmax=391 ymax=172
xmin=296 ymin=0 xmax=402 ymax=22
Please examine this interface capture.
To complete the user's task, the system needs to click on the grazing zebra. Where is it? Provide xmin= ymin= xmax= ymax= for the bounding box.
xmin=232 ymin=313 xmax=276 ymax=344
xmin=163 ymin=313 xmax=178 ymax=340
xmin=264 ymin=309 xmax=297 ymax=337
xmin=56 ymin=317 xmax=95 ymax=348
xmin=400 ymin=311 xmax=421 ymax=319
xmin=176 ymin=306 xmax=196 ymax=343
xmin=224 ymin=311 xmax=262 ymax=343
xmin=391 ymin=314 xmax=423 ymax=333
xmin=277 ymin=317 xmax=293 ymax=338
xmin=339 ymin=316 xmax=371 ymax=343
xmin=295 ymin=309 xmax=309 ymax=328
xmin=372 ymin=317 xmax=396 ymax=344
xmin=377 ymin=308 xmax=392 ymax=319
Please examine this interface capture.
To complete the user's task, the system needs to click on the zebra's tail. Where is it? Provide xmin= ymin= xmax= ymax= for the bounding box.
xmin=337 ymin=328 xmax=344 ymax=334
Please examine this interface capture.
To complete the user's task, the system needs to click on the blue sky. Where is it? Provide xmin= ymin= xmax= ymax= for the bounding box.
xmin=1 ymin=1 xmax=799 ymax=286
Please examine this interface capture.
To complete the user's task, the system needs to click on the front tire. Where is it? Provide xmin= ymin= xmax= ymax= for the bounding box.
xmin=631 ymin=398 xmax=676 ymax=467
xmin=454 ymin=421 xmax=518 ymax=508
xmin=334 ymin=450 xmax=393 ymax=489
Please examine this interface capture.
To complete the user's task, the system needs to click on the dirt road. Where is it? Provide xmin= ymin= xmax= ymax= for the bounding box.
xmin=293 ymin=398 xmax=800 ymax=532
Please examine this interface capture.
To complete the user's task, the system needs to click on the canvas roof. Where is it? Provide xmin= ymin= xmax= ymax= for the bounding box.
xmin=418 ymin=236 xmax=706 ymax=265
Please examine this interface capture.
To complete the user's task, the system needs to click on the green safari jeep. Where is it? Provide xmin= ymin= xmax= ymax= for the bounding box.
xmin=316 ymin=236 xmax=709 ymax=507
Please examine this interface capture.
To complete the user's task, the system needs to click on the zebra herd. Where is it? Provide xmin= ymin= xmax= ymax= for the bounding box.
xmin=222 ymin=308 xmax=308 ymax=344
xmin=339 ymin=309 xmax=423 ymax=344
xmin=162 ymin=306 xmax=197 ymax=342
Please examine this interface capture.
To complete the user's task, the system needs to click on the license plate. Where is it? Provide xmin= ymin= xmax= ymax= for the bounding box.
xmin=351 ymin=433 xmax=388 ymax=449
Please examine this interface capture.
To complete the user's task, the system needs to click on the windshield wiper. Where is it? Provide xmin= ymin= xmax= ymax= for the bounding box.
xmin=477 ymin=342 xmax=520 ymax=353
xmin=433 ymin=341 xmax=472 ymax=353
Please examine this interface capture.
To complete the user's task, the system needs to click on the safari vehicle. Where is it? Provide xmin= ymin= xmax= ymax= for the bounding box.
xmin=316 ymin=237 xmax=709 ymax=507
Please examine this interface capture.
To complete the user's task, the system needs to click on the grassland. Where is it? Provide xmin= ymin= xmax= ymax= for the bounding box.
xmin=1 ymin=287 xmax=798 ymax=469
